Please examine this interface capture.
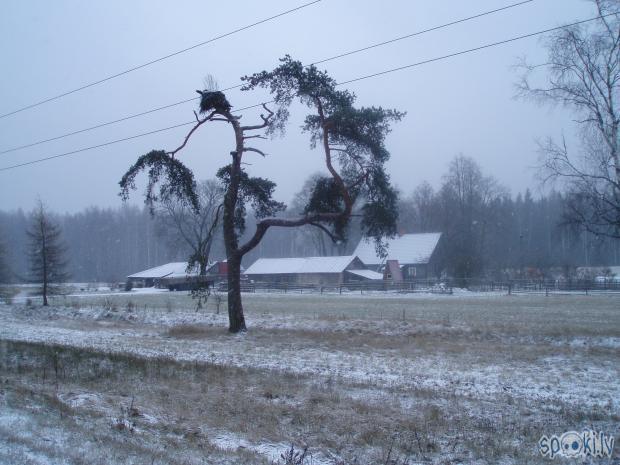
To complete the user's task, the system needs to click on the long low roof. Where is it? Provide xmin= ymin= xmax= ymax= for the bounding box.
xmin=346 ymin=269 xmax=383 ymax=280
xmin=353 ymin=233 xmax=442 ymax=266
xmin=128 ymin=260 xmax=238 ymax=280
xmin=127 ymin=262 xmax=190 ymax=279
xmin=245 ymin=255 xmax=359 ymax=275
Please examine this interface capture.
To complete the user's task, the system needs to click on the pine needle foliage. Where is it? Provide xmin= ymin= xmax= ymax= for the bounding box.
xmin=242 ymin=55 xmax=404 ymax=249
xmin=216 ymin=165 xmax=286 ymax=234
xmin=119 ymin=150 xmax=199 ymax=214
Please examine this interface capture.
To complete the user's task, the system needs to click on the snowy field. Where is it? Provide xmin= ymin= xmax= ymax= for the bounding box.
xmin=0 ymin=292 xmax=619 ymax=464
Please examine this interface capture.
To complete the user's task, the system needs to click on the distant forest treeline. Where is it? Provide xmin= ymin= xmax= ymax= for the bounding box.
xmin=1 ymin=157 xmax=618 ymax=283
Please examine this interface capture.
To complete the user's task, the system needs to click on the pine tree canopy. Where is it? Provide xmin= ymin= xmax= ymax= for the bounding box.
xmin=216 ymin=165 xmax=286 ymax=234
xmin=119 ymin=150 xmax=199 ymax=214
xmin=242 ymin=55 xmax=404 ymax=248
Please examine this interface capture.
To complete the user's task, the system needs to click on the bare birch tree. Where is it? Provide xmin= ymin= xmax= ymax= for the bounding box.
xmin=517 ymin=0 xmax=620 ymax=237
xmin=158 ymin=179 xmax=223 ymax=275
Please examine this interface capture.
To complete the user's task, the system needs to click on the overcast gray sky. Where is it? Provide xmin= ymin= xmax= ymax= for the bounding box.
xmin=0 ymin=0 xmax=593 ymax=213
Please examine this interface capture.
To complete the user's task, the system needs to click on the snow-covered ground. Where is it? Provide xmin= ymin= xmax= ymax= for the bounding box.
xmin=1 ymin=292 xmax=618 ymax=464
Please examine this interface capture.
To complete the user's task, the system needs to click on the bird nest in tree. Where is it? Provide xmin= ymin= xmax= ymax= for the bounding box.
xmin=197 ymin=90 xmax=231 ymax=113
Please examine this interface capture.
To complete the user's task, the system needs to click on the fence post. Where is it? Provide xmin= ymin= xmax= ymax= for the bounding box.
xmin=508 ymin=282 xmax=512 ymax=295
xmin=339 ymin=285 xmax=342 ymax=295
xmin=545 ymin=286 xmax=549 ymax=297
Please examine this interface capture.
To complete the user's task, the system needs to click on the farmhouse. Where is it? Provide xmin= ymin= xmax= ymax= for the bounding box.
xmin=244 ymin=255 xmax=381 ymax=285
xmin=352 ymin=232 xmax=442 ymax=279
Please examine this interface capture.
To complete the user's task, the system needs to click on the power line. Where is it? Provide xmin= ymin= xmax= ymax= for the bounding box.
xmin=0 ymin=0 xmax=533 ymax=156
xmin=0 ymin=0 xmax=322 ymax=120
xmin=0 ymin=85 xmax=238 ymax=156
xmin=1 ymin=12 xmax=615 ymax=173
xmin=0 ymin=101 xmax=266 ymax=172
xmin=0 ymin=122 xmax=194 ymax=172
xmin=312 ymin=0 xmax=534 ymax=65
xmin=337 ymin=13 xmax=619 ymax=86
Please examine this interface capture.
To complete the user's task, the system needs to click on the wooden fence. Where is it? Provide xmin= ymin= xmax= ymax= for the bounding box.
xmin=214 ymin=278 xmax=620 ymax=296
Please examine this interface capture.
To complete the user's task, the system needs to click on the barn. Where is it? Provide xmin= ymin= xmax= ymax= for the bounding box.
xmin=127 ymin=260 xmax=236 ymax=290
xmin=126 ymin=262 xmax=189 ymax=288
xmin=244 ymin=255 xmax=380 ymax=285
xmin=352 ymin=232 xmax=442 ymax=279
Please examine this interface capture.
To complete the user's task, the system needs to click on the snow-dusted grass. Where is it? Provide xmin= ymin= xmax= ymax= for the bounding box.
xmin=1 ymin=293 xmax=619 ymax=464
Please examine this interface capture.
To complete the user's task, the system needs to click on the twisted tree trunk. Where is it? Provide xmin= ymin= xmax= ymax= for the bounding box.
xmin=223 ymin=115 xmax=247 ymax=333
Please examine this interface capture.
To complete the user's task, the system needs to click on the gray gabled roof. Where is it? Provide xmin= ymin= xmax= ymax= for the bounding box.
xmin=127 ymin=262 xmax=190 ymax=279
xmin=352 ymin=233 xmax=442 ymax=266
xmin=346 ymin=269 xmax=383 ymax=280
xmin=245 ymin=255 xmax=360 ymax=275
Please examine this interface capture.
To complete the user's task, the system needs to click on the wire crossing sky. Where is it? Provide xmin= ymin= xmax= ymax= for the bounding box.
xmin=0 ymin=0 xmax=603 ymax=212
xmin=0 ymin=0 xmax=534 ymax=156
xmin=0 ymin=11 xmax=613 ymax=173
xmin=0 ymin=0 xmax=322 ymax=120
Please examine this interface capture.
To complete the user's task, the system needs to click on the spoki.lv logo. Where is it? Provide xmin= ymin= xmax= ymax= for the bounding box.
xmin=539 ymin=430 xmax=614 ymax=459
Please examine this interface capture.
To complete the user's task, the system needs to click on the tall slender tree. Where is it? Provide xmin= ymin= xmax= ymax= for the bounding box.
xmin=27 ymin=200 xmax=69 ymax=306
xmin=517 ymin=0 xmax=620 ymax=237
xmin=120 ymin=56 xmax=403 ymax=332
xmin=437 ymin=156 xmax=507 ymax=279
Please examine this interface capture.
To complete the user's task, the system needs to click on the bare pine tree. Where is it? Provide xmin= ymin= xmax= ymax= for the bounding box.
xmin=517 ymin=0 xmax=620 ymax=237
xmin=27 ymin=200 xmax=69 ymax=306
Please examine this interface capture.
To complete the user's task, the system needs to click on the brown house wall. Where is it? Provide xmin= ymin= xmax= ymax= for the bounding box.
xmin=246 ymin=257 xmax=370 ymax=285
xmin=246 ymin=272 xmax=345 ymax=285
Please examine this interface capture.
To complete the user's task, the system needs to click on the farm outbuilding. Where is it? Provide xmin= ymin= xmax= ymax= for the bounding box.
xmin=157 ymin=269 xmax=211 ymax=291
xmin=244 ymin=255 xmax=375 ymax=285
xmin=352 ymin=232 xmax=442 ymax=279
xmin=126 ymin=262 xmax=189 ymax=288
xmin=127 ymin=260 xmax=236 ymax=290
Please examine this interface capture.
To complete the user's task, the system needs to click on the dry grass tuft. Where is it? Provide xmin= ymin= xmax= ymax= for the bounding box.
xmin=166 ymin=323 xmax=219 ymax=339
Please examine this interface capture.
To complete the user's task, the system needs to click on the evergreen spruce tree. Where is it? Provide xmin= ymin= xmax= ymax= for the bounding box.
xmin=27 ymin=200 xmax=69 ymax=306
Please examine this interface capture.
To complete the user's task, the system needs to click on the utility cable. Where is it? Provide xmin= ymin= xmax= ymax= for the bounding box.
xmin=0 ymin=0 xmax=534 ymax=155
xmin=1 ymin=12 xmax=616 ymax=173
xmin=0 ymin=0 xmax=322 ymax=119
